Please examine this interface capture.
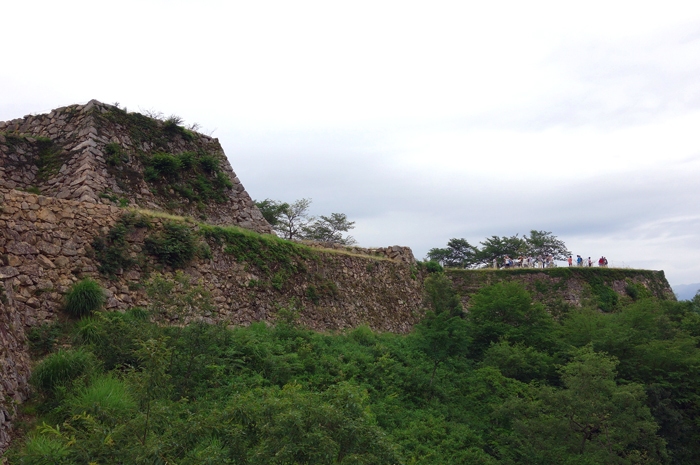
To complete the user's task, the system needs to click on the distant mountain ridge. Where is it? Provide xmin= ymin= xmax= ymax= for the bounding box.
xmin=672 ymin=283 xmax=700 ymax=301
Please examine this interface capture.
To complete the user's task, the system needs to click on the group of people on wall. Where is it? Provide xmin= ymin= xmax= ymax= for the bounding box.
xmin=496 ymin=254 xmax=610 ymax=269
xmin=567 ymin=255 xmax=609 ymax=267
xmin=498 ymin=255 xmax=556 ymax=269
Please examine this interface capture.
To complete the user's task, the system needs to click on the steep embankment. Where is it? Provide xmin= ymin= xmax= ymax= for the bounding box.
xmin=448 ymin=267 xmax=674 ymax=316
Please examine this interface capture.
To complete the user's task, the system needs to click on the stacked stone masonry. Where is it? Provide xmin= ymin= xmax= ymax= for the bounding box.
xmin=0 ymin=100 xmax=272 ymax=233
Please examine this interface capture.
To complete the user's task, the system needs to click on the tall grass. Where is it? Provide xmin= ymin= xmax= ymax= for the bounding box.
xmin=30 ymin=349 xmax=97 ymax=395
xmin=64 ymin=278 xmax=105 ymax=318
xmin=66 ymin=374 xmax=136 ymax=424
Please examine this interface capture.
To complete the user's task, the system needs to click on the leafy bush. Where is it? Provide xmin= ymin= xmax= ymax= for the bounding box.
xmin=27 ymin=322 xmax=64 ymax=357
xmin=593 ymin=283 xmax=619 ymax=312
xmin=625 ymin=281 xmax=652 ymax=301
xmin=63 ymin=279 xmax=106 ymax=318
xmin=92 ymin=213 xmax=150 ymax=278
xmin=148 ymin=153 xmax=182 ymax=178
xmin=177 ymin=151 xmax=196 ymax=170
xmin=425 ymin=260 xmax=444 ymax=274
xmin=198 ymin=154 xmax=219 ymax=173
xmin=142 ymin=151 xmax=231 ymax=204
xmin=30 ymin=349 xmax=96 ymax=395
xmin=145 ymin=222 xmax=196 ymax=268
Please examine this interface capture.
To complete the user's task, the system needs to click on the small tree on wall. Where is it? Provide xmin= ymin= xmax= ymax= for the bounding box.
xmin=255 ymin=198 xmax=357 ymax=245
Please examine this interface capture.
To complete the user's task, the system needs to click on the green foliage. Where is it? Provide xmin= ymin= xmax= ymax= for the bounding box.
xmin=63 ymin=279 xmax=105 ymax=318
xmin=303 ymin=212 xmax=357 ymax=245
xmin=143 ymin=150 xmax=232 ymax=204
xmin=163 ymin=114 xmax=195 ymax=140
xmin=423 ymin=272 xmax=462 ymax=316
xmin=148 ymin=152 xmax=182 ymax=178
xmin=198 ymin=154 xmax=219 ymax=173
xmin=65 ymin=375 xmax=136 ymax=424
xmin=27 ymin=322 xmax=64 ymax=357
xmin=201 ymin=223 xmax=313 ymax=281
xmin=144 ymin=221 xmax=196 ymax=268
xmin=18 ymin=289 xmax=700 ymax=464
xmin=30 ymin=349 xmax=96 ymax=395
xmin=146 ymin=271 xmax=214 ymax=321
xmin=424 ymin=260 xmax=444 ymax=273
xmin=104 ymin=142 xmax=128 ymax=166
xmin=254 ymin=198 xmax=290 ymax=227
xmin=273 ymin=197 xmax=314 ymax=240
xmin=430 ymin=231 xmax=570 ymax=268
xmin=482 ymin=340 xmax=556 ymax=384
xmin=468 ymin=281 xmax=554 ymax=355
xmin=256 ymin=198 xmax=357 ymax=244
xmin=427 ymin=238 xmax=478 ymax=268
xmin=625 ymin=279 xmax=653 ymax=301
xmin=13 ymin=434 xmax=71 ymax=464
xmin=590 ymin=282 xmax=619 ymax=312
xmin=523 ymin=229 xmax=571 ymax=261
xmin=35 ymin=137 xmax=68 ymax=182
xmin=92 ymin=212 xmax=150 ymax=278
xmin=499 ymin=346 xmax=666 ymax=463
xmin=476 ymin=234 xmax=527 ymax=266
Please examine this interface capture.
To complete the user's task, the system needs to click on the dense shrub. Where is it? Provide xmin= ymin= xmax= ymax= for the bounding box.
xmin=63 ymin=279 xmax=105 ymax=318
xmin=425 ymin=260 xmax=444 ymax=273
xmin=145 ymin=222 xmax=196 ymax=268
xmin=30 ymin=349 xmax=96 ymax=395
xmin=198 ymin=154 xmax=219 ymax=173
xmin=148 ymin=153 xmax=182 ymax=178
xmin=92 ymin=212 xmax=150 ymax=278
xmin=143 ymin=151 xmax=231 ymax=203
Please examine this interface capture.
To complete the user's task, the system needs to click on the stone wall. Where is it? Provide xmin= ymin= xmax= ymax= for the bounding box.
xmin=447 ymin=267 xmax=675 ymax=316
xmin=0 ymin=187 xmax=427 ymax=452
xmin=0 ymin=100 xmax=272 ymax=233
xmin=0 ymin=188 xmax=424 ymax=330
xmin=0 ymin=283 xmax=30 ymax=453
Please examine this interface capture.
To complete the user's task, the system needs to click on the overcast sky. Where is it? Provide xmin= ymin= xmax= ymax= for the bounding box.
xmin=2 ymin=1 xmax=699 ymax=287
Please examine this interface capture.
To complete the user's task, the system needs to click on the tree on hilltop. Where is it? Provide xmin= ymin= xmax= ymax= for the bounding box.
xmin=524 ymin=230 xmax=571 ymax=260
xmin=427 ymin=238 xmax=478 ymax=268
xmin=475 ymin=234 xmax=526 ymax=266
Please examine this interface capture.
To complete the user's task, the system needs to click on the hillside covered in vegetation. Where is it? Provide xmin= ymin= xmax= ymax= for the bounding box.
xmin=6 ymin=274 xmax=700 ymax=464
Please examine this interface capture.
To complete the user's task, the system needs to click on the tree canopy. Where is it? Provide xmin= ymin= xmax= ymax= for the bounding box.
xmin=427 ymin=231 xmax=571 ymax=268
xmin=255 ymin=198 xmax=356 ymax=245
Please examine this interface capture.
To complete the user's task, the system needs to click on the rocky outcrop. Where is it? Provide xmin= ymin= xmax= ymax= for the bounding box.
xmin=0 ymin=100 xmax=271 ymax=233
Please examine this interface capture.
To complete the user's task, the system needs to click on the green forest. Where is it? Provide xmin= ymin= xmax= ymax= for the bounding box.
xmin=6 ymin=274 xmax=700 ymax=465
